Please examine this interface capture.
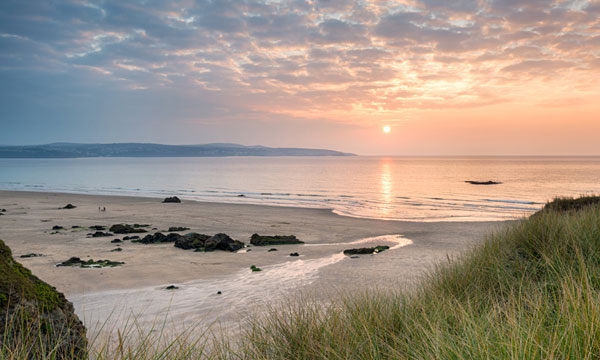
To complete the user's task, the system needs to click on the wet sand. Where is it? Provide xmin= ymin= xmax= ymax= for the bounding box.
xmin=0 ymin=190 xmax=511 ymax=337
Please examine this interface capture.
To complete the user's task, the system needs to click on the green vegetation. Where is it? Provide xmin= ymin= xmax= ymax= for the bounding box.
xmin=4 ymin=195 xmax=600 ymax=359
xmin=1 ymin=240 xmax=88 ymax=358
xmin=237 ymin=196 xmax=600 ymax=358
xmin=535 ymin=194 xmax=600 ymax=213
xmin=0 ymin=240 xmax=60 ymax=311
xmin=1 ymin=303 xmax=87 ymax=360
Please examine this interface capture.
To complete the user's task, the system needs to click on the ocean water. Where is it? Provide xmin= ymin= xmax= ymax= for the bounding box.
xmin=1 ymin=156 xmax=599 ymax=222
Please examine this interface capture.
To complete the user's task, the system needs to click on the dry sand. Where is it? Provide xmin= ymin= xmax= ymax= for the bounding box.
xmin=0 ymin=190 xmax=511 ymax=338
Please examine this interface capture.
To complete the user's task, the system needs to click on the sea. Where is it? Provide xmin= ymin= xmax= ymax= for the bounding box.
xmin=1 ymin=156 xmax=599 ymax=222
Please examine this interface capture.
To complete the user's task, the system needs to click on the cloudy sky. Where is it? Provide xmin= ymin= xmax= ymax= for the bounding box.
xmin=1 ymin=0 xmax=599 ymax=155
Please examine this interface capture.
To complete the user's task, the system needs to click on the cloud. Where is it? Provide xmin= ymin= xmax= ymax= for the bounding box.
xmin=421 ymin=0 xmax=481 ymax=13
xmin=502 ymin=59 xmax=575 ymax=73
xmin=189 ymin=0 xmax=246 ymax=33
xmin=314 ymin=18 xmax=369 ymax=44
xmin=0 ymin=0 xmax=599 ymax=148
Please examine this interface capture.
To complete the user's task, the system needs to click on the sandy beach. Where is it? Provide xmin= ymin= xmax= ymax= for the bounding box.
xmin=0 ymin=190 xmax=510 ymax=338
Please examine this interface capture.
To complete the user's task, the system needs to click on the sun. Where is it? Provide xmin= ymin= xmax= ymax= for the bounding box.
xmin=383 ymin=125 xmax=391 ymax=134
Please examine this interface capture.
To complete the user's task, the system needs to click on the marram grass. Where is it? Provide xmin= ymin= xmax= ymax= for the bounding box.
xmin=237 ymin=196 xmax=600 ymax=359
xmin=3 ymin=196 xmax=600 ymax=359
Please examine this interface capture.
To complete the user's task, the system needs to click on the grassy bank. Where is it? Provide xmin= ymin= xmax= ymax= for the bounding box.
xmin=237 ymin=196 xmax=600 ymax=359
xmin=3 ymin=196 xmax=600 ymax=359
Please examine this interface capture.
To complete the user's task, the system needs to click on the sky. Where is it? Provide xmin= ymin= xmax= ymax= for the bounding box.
xmin=1 ymin=0 xmax=599 ymax=156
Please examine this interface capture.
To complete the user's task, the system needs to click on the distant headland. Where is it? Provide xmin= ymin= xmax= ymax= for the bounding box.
xmin=0 ymin=143 xmax=356 ymax=158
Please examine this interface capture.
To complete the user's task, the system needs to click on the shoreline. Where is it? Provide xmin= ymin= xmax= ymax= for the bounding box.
xmin=0 ymin=190 xmax=512 ymax=335
xmin=0 ymin=187 xmax=526 ymax=223
xmin=0 ymin=182 xmax=536 ymax=223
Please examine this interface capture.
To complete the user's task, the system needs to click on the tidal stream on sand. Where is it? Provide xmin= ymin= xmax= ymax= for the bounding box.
xmin=72 ymin=235 xmax=413 ymax=337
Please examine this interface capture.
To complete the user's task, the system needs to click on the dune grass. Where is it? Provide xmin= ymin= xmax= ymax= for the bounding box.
xmin=89 ymin=325 xmax=216 ymax=359
xmin=236 ymin=196 xmax=600 ymax=359
xmin=3 ymin=196 xmax=600 ymax=359
xmin=1 ymin=307 xmax=222 ymax=359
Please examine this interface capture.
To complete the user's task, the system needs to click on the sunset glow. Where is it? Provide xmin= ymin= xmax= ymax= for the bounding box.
xmin=1 ymin=1 xmax=599 ymax=155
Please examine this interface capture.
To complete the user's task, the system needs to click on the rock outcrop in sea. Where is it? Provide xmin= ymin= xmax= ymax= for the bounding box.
xmin=0 ymin=239 xmax=87 ymax=359
xmin=464 ymin=180 xmax=502 ymax=185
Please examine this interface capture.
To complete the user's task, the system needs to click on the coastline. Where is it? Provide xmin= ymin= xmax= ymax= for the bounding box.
xmin=0 ymin=190 xmax=511 ymax=335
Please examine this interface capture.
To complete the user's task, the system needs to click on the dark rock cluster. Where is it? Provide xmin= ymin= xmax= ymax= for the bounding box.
xmin=173 ymin=233 xmax=210 ymax=249
xmin=250 ymin=233 xmax=304 ymax=246
xmin=56 ymin=257 xmax=125 ymax=268
xmin=168 ymin=226 xmax=190 ymax=232
xmin=134 ymin=232 xmax=182 ymax=244
xmin=88 ymin=231 xmax=113 ymax=238
xmin=134 ymin=231 xmax=245 ymax=252
xmin=162 ymin=196 xmax=181 ymax=203
xmin=19 ymin=253 xmax=43 ymax=258
xmin=109 ymin=223 xmax=148 ymax=234
xmin=203 ymin=233 xmax=245 ymax=252
xmin=343 ymin=245 xmax=390 ymax=255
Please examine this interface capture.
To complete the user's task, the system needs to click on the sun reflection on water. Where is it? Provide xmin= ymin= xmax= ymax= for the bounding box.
xmin=380 ymin=159 xmax=394 ymax=217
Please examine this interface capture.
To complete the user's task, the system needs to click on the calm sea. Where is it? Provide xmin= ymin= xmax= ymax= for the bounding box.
xmin=1 ymin=156 xmax=599 ymax=222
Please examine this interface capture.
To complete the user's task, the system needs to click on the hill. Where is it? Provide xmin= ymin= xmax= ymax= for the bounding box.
xmin=0 ymin=143 xmax=355 ymax=158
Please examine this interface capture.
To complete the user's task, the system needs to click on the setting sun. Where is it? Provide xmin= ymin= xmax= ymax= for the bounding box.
xmin=383 ymin=125 xmax=391 ymax=134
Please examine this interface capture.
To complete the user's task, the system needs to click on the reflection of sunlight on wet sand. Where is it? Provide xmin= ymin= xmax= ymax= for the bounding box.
xmin=73 ymin=235 xmax=413 ymax=341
